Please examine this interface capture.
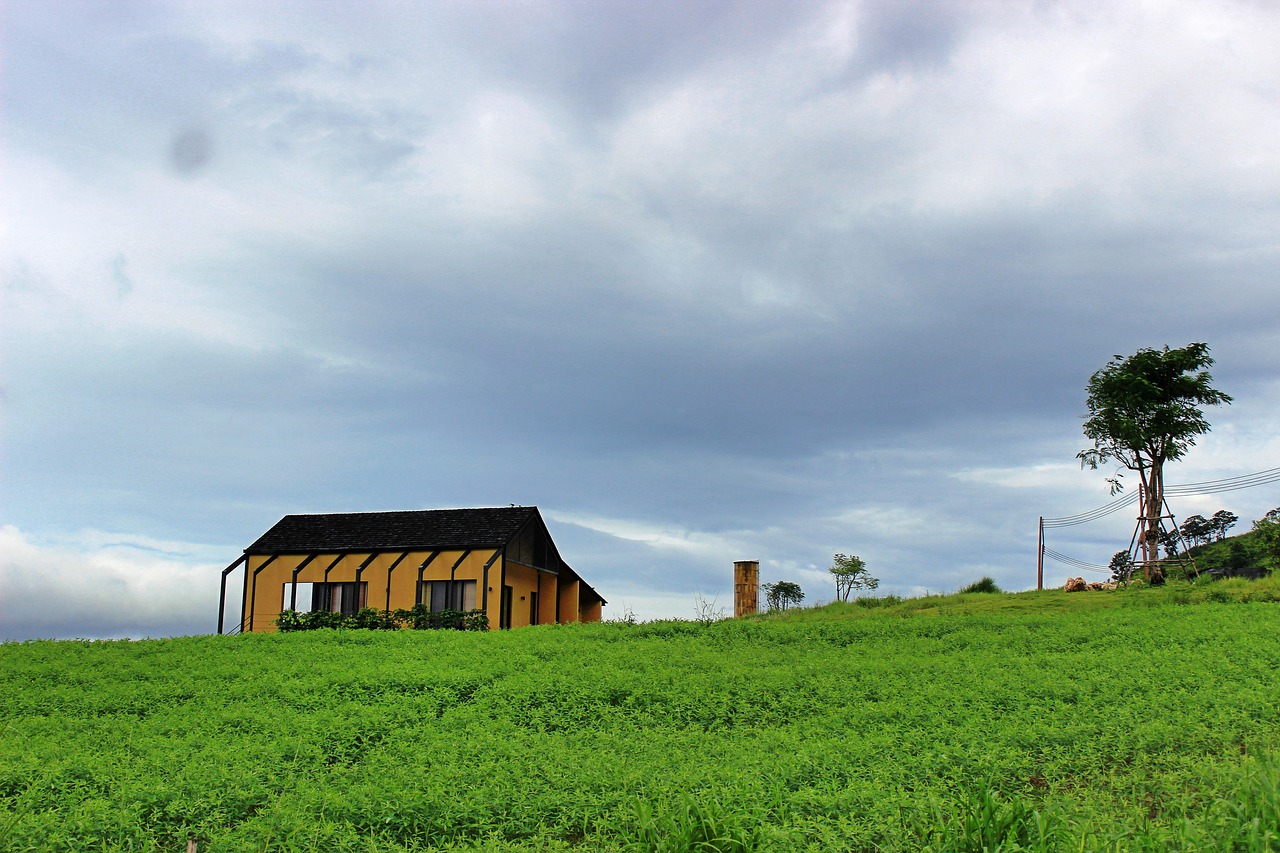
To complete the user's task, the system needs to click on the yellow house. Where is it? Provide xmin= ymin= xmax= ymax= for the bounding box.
xmin=217 ymin=506 xmax=605 ymax=633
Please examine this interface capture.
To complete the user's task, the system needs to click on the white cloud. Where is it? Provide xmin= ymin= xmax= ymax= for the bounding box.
xmin=826 ymin=504 xmax=961 ymax=542
xmin=0 ymin=525 xmax=224 ymax=641
xmin=952 ymin=462 xmax=1083 ymax=490
xmin=548 ymin=512 xmax=760 ymax=564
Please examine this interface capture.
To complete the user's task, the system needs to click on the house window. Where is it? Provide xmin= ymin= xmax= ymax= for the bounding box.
xmin=283 ymin=582 xmax=314 ymax=612
xmin=282 ymin=581 xmax=367 ymax=615
xmin=314 ymin=582 xmax=368 ymax=616
xmin=421 ymin=580 xmax=476 ymax=612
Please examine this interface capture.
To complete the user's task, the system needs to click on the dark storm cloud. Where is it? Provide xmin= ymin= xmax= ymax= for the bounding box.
xmin=856 ymin=0 xmax=968 ymax=71
xmin=221 ymin=191 xmax=1237 ymax=469
xmin=435 ymin=0 xmax=824 ymax=120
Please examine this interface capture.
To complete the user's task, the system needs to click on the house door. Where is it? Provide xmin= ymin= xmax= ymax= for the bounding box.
xmin=500 ymin=585 xmax=513 ymax=629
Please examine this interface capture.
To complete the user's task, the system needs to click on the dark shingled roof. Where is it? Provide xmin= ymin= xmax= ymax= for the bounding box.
xmin=246 ymin=507 xmax=540 ymax=554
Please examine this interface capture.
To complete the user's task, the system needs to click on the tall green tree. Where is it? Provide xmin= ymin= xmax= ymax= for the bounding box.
xmin=1078 ymin=343 xmax=1231 ymax=579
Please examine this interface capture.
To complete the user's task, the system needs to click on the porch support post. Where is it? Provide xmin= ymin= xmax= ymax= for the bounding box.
xmin=289 ymin=554 xmax=320 ymax=611
xmin=355 ymin=553 xmax=380 ymax=608
xmin=415 ymin=551 xmax=441 ymax=605
xmin=321 ymin=553 xmax=344 ymax=583
xmin=383 ymin=552 xmax=410 ymax=611
xmin=448 ymin=550 xmax=472 ymax=581
xmin=247 ymin=554 xmax=279 ymax=634
xmin=217 ymin=554 xmax=248 ymax=634
xmin=482 ymin=550 xmax=502 ymax=618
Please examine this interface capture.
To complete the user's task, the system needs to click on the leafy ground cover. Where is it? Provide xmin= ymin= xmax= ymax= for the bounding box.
xmin=4 ymin=581 xmax=1280 ymax=851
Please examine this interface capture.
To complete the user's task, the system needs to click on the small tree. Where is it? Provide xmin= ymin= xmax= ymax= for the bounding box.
xmin=1108 ymin=550 xmax=1134 ymax=584
xmin=1252 ymin=514 xmax=1280 ymax=569
xmin=1179 ymin=514 xmax=1212 ymax=549
xmin=1078 ymin=343 xmax=1231 ymax=579
xmin=762 ymin=581 xmax=804 ymax=611
xmin=830 ymin=553 xmax=879 ymax=602
xmin=1210 ymin=509 xmax=1239 ymax=541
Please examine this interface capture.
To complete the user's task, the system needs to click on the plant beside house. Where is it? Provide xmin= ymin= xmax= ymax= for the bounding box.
xmin=275 ymin=604 xmax=489 ymax=632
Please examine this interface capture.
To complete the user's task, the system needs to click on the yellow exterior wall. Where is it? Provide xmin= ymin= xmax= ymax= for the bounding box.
xmin=242 ymin=549 xmax=502 ymax=633
xmin=537 ymin=571 xmax=558 ymax=625
xmin=240 ymin=548 xmax=601 ymax=632
xmin=502 ymin=561 xmax=543 ymax=629
xmin=580 ymin=598 xmax=603 ymax=623
xmin=557 ymin=578 xmax=581 ymax=624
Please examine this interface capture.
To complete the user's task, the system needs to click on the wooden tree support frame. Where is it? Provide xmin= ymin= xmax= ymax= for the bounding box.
xmin=1123 ymin=484 xmax=1200 ymax=584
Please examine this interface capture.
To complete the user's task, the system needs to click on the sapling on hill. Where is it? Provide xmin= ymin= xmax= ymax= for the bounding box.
xmin=830 ymin=553 xmax=878 ymax=602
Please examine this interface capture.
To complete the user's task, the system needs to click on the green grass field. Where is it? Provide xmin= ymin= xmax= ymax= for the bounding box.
xmin=4 ymin=580 xmax=1280 ymax=851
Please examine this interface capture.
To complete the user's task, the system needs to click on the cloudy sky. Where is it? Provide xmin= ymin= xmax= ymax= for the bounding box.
xmin=4 ymin=0 xmax=1280 ymax=641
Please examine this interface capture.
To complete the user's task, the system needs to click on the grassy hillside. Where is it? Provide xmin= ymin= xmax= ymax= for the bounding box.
xmin=4 ymin=582 xmax=1280 ymax=851
xmin=1179 ymin=525 xmax=1276 ymax=578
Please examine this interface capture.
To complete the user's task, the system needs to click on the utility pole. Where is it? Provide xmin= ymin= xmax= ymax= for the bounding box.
xmin=1037 ymin=516 xmax=1044 ymax=590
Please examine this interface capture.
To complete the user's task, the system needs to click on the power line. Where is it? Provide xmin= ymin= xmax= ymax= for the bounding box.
xmin=1037 ymin=463 xmax=1278 ymax=589
xmin=1165 ymin=466 xmax=1280 ymax=496
xmin=1042 ymin=492 xmax=1138 ymax=528
xmin=1044 ymin=465 xmax=1280 ymax=526
xmin=1042 ymin=547 xmax=1110 ymax=573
